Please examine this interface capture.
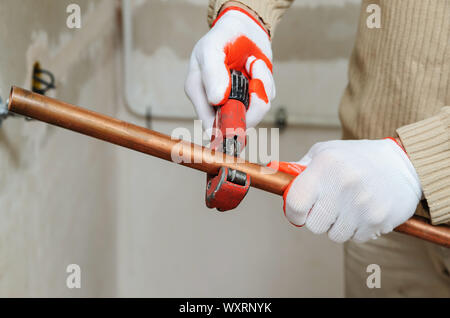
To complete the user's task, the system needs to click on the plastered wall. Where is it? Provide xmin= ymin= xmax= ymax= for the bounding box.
xmin=0 ymin=0 xmax=119 ymax=296
xmin=0 ymin=0 xmax=360 ymax=297
xmin=128 ymin=0 xmax=360 ymax=125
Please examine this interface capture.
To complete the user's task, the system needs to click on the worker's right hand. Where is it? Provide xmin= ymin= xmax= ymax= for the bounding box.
xmin=281 ymin=139 xmax=422 ymax=243
xmin=185 ymin=6 xmax=275 ymax=134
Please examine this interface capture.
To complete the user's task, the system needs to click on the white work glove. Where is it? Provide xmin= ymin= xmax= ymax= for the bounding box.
xmin=185 ymin=7 xmax=275 ymax=133
xmin=284 ymin=139 xmax=422 ymax=243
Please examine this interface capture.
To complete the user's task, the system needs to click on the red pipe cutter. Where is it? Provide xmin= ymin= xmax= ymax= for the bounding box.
xmin=205 ymin=69 xmax=251 ymax=211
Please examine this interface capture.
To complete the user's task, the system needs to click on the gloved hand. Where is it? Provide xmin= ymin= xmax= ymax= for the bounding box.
xmin=185 ymin=6 xmax=275 ymax=133
xmin=284 ymin=138 xmax=422 ymax=243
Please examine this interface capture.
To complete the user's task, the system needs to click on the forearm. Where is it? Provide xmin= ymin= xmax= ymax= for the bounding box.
xmin=397 ymin=106 xmax=450 ymax=225
xmin=208 ymin=0 xmax=295 ymax=37
xmin=218 ymin=1 xmax=269 ymax=33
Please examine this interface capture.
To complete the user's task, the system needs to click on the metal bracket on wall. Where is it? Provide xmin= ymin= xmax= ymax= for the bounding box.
xmin=1 ymin=64 xmax=56 ymax=127
xmin=0 ymin=96 xmax=14 ymax=127
xmin=0 ymin=96 xmax=35 ymax=127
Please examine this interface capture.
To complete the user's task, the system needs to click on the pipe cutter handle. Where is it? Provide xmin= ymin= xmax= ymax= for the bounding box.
xmin=206 ymin=70 xmax=251 ymax=211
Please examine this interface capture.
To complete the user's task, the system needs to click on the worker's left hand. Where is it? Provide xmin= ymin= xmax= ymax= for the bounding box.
xmin=283 ymin=138 xmax=422 ymax=243
xmin=184 ymin=6 xmax=274 ymax=134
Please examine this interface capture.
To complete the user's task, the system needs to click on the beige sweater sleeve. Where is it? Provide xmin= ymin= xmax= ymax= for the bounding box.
xmin=397 ymin=107 xmax=450 ymax=225
xmin=207 ymin=0 xmax=294 ymax=36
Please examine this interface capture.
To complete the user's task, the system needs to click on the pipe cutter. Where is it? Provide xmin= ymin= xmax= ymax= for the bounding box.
xmin=205 ymin=70 xmax=251 ymax=211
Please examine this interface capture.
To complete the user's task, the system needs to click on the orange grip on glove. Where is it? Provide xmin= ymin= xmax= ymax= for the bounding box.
xmin=267 ymin=161 xmax=307 ymax=226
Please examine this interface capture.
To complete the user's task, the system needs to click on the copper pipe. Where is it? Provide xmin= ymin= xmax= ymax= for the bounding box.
xmin=8 ymin=87 xmax=291 ymax=195
xmin=395 ymin=216 xmax=450 ymax=247
xmin=8 ymin=86 xmax=450 ymax=248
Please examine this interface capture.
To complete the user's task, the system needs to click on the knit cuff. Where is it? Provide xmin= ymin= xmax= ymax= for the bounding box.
xmin=208 ymin=0 xmax=292 ymax=36
xmin=396 ymin=107 xmax=450 ymax=225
